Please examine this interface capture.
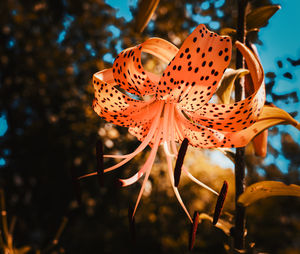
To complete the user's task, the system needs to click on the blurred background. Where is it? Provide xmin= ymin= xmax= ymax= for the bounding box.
xmin=0 ymin=0 xmax=299 ymax=253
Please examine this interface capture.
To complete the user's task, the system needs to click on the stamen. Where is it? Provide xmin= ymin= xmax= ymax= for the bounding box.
xmin=165 ymin=104 xmax=192 ymax=222
xmin=178 ymin=85 xmax=192 ymax=102
xmin=166 ymin=148 xmax=192 ymax=223
xmin=132 ymin=123 xmax=162 ymax=218
xmin=174 ymin=110 xmax=185 ymax=141
xmin=174 ymin=138 xmax=189 ymax=187
xmin=162 ymin=103 xmax=175 ymax=155
xmin=119 ymin=143 xmax=159 ymax=187
xmin=163 ymin=141 xmax=175 ymax=157
xmin=96 ymin=139 xmax=104 ymax=186
xmin=188 ymin=211 xmax=199 ymax=251
xmin=170 ymin=113 xmax=219 ymax=195
xmin=182 ymin=166 xmax=219 ymax=196
xmin=77 ymin=101 xmax=164 ymax=180
xmin=213 ymin=181 xmax=228 ymax=225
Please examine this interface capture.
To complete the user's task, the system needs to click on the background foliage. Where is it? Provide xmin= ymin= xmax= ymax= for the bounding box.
xmin=0 ymin=0 xmax=299 ymax=253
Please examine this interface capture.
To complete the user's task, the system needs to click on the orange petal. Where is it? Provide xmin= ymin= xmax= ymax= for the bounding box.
xmin=186 ymin=41 xmax=265 ymax=133
xmin=112 ymin=38 xmax=178 ymax=96
xmin=93 ymin=69 xmax=155 ymax=127
xmin=175 ymin=109 xmax=225 ymax=148
xmin=157 ymin=24 xmax=232 ymax=111
xmin=221 ymin=105 xmax=298 ymax=148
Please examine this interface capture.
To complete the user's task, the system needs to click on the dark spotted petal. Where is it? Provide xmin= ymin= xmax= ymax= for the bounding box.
xmin=127 ymin=100 xmax=163 ymax=143
xmin=175 ymin=109 xmax=225 ymax=148
xmin=157 ymin=24 xmax=232 ymax=111
xmin=185 ymin=41 xmax=265 ymax=133
xmin=93 ymin=69 xmax=156 ymax=128
xmin=221 ymin=105 xmax=300 ymax=148
xmin=128 ymin=121 xmax=152 ymax=142
xmin=112 ymin=38 xmax=178 ymax=96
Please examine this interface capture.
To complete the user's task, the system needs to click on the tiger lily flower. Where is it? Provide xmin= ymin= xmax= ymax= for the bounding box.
xmin=81 ymin=24 xmax=266 ymax=222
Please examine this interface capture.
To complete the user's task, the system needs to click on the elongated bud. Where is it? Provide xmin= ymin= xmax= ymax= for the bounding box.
xmin=174 ymin=138 xmax=189 ymax=187
xmin=70 ymin=168 xmax=82 ymax=206
xmin=253 ymin=129 xmax=268 ymax=157
xmin=188 ymin=211 xmax=199 ymax=251
xmin=244 ymin=43 xmax=269 ymax=158
xmin=96 ymin=139 xmax=104 ymax=186
xmin=128 ymin=206 xmax=136 ymax=244
xmin=213 ymin=181 xmax=228 ymax=225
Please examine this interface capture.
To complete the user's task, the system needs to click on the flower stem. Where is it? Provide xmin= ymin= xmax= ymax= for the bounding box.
xmin=234 ymin=0 xmax=248 ymax=250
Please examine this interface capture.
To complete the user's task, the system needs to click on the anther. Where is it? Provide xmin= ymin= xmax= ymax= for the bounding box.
xmin=188 ymin=211 xmax=199 ymax=251
xmin=174 ymin=138 xmax=189 ymax=187
xmin=212 ymin=181 xmax=228 ymax=225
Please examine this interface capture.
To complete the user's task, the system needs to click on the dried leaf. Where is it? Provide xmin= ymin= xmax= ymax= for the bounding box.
xmin=135 ymin=0 xmax=160 ymax=33
xmin=246 ymin=5 xmax=281 ymax=29
xmin=238 ymin=181 xmax=300 ymax=207
xmin=216 ymin=68 xmax=249 ymax=104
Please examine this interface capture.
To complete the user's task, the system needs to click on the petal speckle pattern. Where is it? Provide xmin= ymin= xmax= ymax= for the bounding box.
xmin=85 ymin=24 xmax=267 ymax=221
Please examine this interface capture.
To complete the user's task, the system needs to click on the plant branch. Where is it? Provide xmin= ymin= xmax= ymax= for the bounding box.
xmin=234 ymin=0 xmax=248 ymax=251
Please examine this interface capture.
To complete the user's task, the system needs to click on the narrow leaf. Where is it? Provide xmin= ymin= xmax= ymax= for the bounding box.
xmin=216 ymin=69 xmax=249 ymax=104
xmin=238 ymin=181 xmax=300 ymax=207
xmin=188 ymin=211 xmax=199 ymax=251
xmin=135 ymin=0 xmax=160 ymax=33
xmin=246 ymin=5 xmax=281 ymax=29
xmin=174 ymin=138 xmax=189 ymax=187
xmin=213 ymin=181 xmax=228 ymax=225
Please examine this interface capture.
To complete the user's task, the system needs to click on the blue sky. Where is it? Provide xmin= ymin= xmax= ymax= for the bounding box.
xmin=256 ymin=0 xmax=300 ymax=173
